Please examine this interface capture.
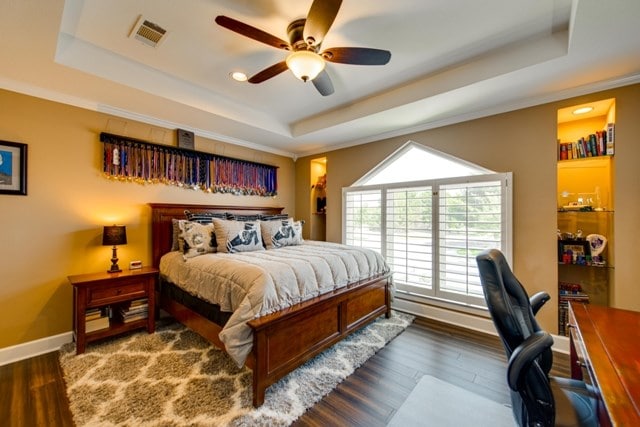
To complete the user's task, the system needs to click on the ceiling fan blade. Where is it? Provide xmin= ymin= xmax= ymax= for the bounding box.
xmin=322 ymin=47 xmax=391 ymax=65
xmin=303 ymin=0 xmax=342 ymax=47
xmin=248 ymin=61 xmax=289 ymax=84
xmin=215 ymin=16 xmax=290 ymax=50
xmin=312 ymin=69 xmax=334 ymax=96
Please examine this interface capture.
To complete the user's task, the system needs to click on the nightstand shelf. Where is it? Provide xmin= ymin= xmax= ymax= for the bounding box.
xmin=68 ymin=266 xmax=158 ymax=354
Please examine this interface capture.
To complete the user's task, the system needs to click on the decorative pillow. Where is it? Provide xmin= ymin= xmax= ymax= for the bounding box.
xmin=212 ymin=218 xmax=265 ymax=253
xmin=260 ymin=213 xmax=290 ymax=221
xmin=260 ymin=218 xmax=304 ymax=249
xmin=184 ymin=210 xmax=227 ymax=224
xmin=179 ymin=221 xmax=217 ymax=259
xmin=225 ymin=213 xmax=262 ymax=221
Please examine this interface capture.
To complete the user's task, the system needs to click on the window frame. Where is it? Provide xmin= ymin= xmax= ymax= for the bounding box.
xmin=342 ymin=173 xmax=512 ymax=308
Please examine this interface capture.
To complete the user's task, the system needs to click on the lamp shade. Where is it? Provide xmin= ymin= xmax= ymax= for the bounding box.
xmin=102 ymin=225 xmax=127 ymax=246
xmin=286 ymin=50 xmax=325 ymax=82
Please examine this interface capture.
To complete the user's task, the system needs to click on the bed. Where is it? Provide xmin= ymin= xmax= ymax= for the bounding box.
xmin=149 ymin=203 xmax=393 ymax=407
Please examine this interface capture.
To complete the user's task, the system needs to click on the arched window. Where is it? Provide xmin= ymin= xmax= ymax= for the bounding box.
xmin=342 ymin=141 xmax=512 ymax=307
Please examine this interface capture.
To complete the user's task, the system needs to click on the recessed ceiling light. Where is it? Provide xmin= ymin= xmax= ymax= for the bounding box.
xmin=572 ymin=106 xmax=594 ymax=115
xmin=230 ymin=71 xmax=248 ymax=82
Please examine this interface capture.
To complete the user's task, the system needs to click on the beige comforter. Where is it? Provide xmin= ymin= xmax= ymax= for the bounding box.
xmin=159 ymin=241 xmax=390 ymax=366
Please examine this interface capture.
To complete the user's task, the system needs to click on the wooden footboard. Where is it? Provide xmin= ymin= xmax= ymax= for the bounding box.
xmin=149 ymin=203 xmax=392 ymax=407
xmin=248 ymin=273 xmax=391 ymax=406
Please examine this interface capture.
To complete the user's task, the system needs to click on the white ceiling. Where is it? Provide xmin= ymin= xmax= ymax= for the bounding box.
xmin=1 ymin=0 xmax=639 ymax=158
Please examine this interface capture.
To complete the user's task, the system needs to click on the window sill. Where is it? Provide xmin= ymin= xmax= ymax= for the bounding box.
xmin=394 ymin=289 xmax=491 ymax=319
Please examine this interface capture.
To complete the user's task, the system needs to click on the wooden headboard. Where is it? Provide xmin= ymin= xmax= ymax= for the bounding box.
xmin=148 ymin=203 xmax=284 ymax=268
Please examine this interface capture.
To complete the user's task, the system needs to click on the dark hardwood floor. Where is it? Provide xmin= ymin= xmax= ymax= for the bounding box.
xmin=295 ymin=317 xmax=568 ymax=426
xmin=0 ymin=315 xmax=569 ymax=427
xmin=0 ymin=350 xmax=74 ymax=427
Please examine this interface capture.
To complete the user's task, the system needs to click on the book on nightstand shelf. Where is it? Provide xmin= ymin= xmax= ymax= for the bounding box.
xmin=85 ymin=308 xmax=103 ymax=321
xmin=118 ymin=298 xmax=149 ymax=323
xmin=85 ymin=308 xmax=110 ymax=332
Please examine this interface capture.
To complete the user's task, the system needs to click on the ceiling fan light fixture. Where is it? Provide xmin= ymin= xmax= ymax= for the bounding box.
xmin=230 ymin=71 xmax=248 ymax=82
xmin=286 ymin=50 xmax=325 ymax=82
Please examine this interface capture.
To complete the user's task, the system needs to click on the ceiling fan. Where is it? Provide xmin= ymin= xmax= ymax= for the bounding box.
xmin=215 ymin=0 xmax=391 ymax=96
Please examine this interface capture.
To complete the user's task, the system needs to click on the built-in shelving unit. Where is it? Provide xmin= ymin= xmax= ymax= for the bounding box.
xmin=556 ymin=98 xmax=615 ymax=336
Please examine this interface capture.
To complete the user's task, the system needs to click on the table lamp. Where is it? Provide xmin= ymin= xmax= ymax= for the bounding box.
xmin=102 ymin=225 xmax=127 ymax=273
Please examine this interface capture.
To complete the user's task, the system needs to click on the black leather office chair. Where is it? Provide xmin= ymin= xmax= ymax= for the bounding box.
xmin=476 ymin=249 xmax=599 ymax=427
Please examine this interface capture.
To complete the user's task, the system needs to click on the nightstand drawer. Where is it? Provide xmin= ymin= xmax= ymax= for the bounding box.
xmin=88 ymin=281 xmax=147 ymax=305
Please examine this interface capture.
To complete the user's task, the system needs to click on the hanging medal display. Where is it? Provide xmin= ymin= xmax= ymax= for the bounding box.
xmin=100 ymin=132 xmax=277 ymax=196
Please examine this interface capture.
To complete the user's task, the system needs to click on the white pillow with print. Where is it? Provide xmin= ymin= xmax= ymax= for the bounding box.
xmin=212 ymin=218 xmax=265 ymax=253
xmin=179 ymin=221 xmax=216 ymax=259
xmin=260 ymin=218 xmax=303 ymax=249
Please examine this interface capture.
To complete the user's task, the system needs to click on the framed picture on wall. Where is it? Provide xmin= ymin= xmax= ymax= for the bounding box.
xmin=0 ymin=140 xmax=28 ymax=196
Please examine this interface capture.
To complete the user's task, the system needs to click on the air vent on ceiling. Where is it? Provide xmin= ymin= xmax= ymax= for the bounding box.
xmin=129 ymin=16 xmax=168 ymax=47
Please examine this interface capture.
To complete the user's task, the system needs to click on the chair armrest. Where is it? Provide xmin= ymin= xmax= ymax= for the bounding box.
xmin=506 ymin=331 xmax=554 ymax=391
xmin=530 ymin=291 xmax=550 ymax=316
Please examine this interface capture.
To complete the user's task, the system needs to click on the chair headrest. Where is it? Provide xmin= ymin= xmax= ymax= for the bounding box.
xmin=476 ymin=249 xmax=541 ymax=354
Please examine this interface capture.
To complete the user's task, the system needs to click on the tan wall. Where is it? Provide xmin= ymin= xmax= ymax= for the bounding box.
xmin=0 ymin=89 xmax=295 ymax=349
xmin=296 ymin=83 xmax=640 ymax=333
xmin=611 ymin=84 xmax=640 ymax=310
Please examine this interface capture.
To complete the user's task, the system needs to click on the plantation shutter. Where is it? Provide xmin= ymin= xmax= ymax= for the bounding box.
xmin=344 ymin=188 xmax=383 ymax=252
xmin=437 ymin=178 xmax=505 ymax=304
xmin=386 ymin=186 xmax=434 ymax=294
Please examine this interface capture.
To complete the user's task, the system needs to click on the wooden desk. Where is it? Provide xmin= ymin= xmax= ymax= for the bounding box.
xmin=568 ymin=302 xmax=640 ymax=426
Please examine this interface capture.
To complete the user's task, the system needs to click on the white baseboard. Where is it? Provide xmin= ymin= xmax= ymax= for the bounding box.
xmin=0 ymin=331 xmax=74 ymax=366
xmin=552 ymin=333 xmax=570 ymax=355
xmin=392 ymin=299 xmax=569 ymax=355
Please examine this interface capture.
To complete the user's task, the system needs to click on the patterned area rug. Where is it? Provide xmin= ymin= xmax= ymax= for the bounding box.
xmin=59 ymin=311 xmax=413 ymax=426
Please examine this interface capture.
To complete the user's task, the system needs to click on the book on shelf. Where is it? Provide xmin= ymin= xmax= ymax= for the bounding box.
xmin=558 ymin=286 xmax=589 ymax=336
xmin=598 ymin=130 xmax=605 ymax=155
xmin=129 ymin=298 xmax=148 ymax=307
xmin=558 ymin=125 xmax=615 ymax=160
xmin=119 ymin=304 xmax=148 ymax=311
xmin=118 ymin=309 xmax=148 ymax=323
xmin=85 ymin=307 xmax=109 ymax=320
xmin=589 ymin=134 xmax=597 ymax=156
xmin=606 ymin=123 xmax=615 ymax=154
xmin=559 ymin=143 xmax=567 ymax=160
xmin=85 ymin=315 xmax=110 ymax=332
xmin=85 ymin=308 xmax=102 ymax=321
xmin=118 ymin=299 xmax=149 ymax=323
xmin=121 ymin=312 xmax=149 ymax=323
xmin=592 ymin=133 xmax=601 ymax=156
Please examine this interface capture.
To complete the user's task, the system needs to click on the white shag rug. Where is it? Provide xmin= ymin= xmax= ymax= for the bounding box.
xmin=59 ymin=311 xmax=413 ymax=426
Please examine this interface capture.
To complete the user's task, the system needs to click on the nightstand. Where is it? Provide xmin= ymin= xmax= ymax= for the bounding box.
xmin=68 ymin=266 xmax=158 ymax=354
